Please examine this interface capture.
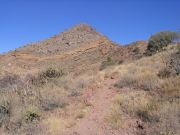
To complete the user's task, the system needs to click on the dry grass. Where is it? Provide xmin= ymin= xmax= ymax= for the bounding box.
xmin=106 ymin=47 xmax=180 ymax=134
xmin=23 ymin=105 xmax=41 ymax=122
xmin=112 ymin=57 xmax=161 ymax=91
xmin=115 ymin=71 xmax=159 ymax=91
xmin=106 ymin=91 xmax=151 ymax=128
xmin=160 ymin=76 xmax=180 ymax=98
xmin=0 ymin=65 xmax=101 ymax=134
xmin=37 ymin=83 xmax=68 ymax=111
xmin=0 ymin=91 xmax=23 ymax=129
xmin=108 ymin=91 xmax=180 ymax=134
xmin=0 ymin=44 xmax=179 ymax=134
xmin=42 ymin=116 xmax=66 ymax=135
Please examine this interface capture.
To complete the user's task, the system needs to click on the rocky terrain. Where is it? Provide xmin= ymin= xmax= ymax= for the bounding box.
xmin=0 ymin=24 xmax=179 ymax=135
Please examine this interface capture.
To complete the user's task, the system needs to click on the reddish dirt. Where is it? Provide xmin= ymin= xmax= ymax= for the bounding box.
xmin=74 ymin=79 xmax=116 ymax=135
xmin=63 ymin=77 xmax=139 ymax=135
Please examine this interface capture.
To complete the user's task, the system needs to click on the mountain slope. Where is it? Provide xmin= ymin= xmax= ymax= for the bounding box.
xmin=0 ymin=24 xmax=148 ymax=77
xmin=0 ymin=24 xmax=119 ymax=76
xmin=1 ymin=24 xmax=179 ymax=135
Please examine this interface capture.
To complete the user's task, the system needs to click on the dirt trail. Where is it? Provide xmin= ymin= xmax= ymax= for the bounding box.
xmin=65 ymin=78 xmax=118 ymax=135
xmin=76 ymin=81 xmax=116 ymax=135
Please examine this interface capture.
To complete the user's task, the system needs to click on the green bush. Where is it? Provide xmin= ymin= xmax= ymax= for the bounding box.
xmin=32 ymin=68 xmax=63 ymax=85
xmin=146 ymin=31 xmax=179 ymax=56
xmin=24 ymin=107 xmax=40 ymax=122
xmin=39 ymin=68 xmax=63 ymax=79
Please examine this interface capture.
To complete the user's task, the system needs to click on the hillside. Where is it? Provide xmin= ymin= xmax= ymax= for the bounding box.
xmin=0 ymin=24 xmax=147 ymax=77
xmin=0 ymin=24 xmax=117 ymax=76
xmin=0 ymin=24 xmax=179 ymax=135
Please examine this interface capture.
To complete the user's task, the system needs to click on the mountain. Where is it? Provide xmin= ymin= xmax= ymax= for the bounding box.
xmin=0 ymin=24 xmax=179 ymax=135
xmin=0 ymin=24 xmax=117 ymax=76
xmin=0 ymin=24 xmax=148 ymax=77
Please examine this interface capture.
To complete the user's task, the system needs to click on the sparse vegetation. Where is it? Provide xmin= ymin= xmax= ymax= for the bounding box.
xmin=170 ymin=49 xmax=180 ymax=75
xmin=146 ymin=31 xmax=179 ymax=55
xmin=31 ymin=67 xmax=64 ymax=86
xmin=160 ymin=76 xmax=180 ymax=98
xmin=43 ymin=116 xmax=65 ymax=135
xmin=0 ymin=103 xmax=10 ymax=127
xmin=0 ymin=74 xmax=23 ymax=90
xmin=100 ymin=57 xmax=122 ymax=70
xmin=158 ymin=48 xmax=180 ymax=78
xmin=23 ymin=106 xmax=40 ymax=122
xmin=0 ymin=27 xmax=180 ymax=135
xmin=158 ymin=67 xmax=172 ymax=78
xmin=114 ymin=67 xmax=159 ymax=91
xmin=106 ymin=46 xmax=180 ymax=134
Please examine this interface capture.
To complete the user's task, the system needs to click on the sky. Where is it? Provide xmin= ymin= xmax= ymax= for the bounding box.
xmin=0 ymin=0 xmax=180 ymax=53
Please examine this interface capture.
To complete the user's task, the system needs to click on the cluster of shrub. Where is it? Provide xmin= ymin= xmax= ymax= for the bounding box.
xmin=0 ymin=68 xmax=64 ymax=131
xmin=100 ymin=31 xmax=179 ymax=71
xmin=146 ymin=31 xmax=179 ymax=56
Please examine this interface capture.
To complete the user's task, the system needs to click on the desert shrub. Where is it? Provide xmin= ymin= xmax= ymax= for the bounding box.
xmin=100 ymin=57 xmax=118 ymax=70
xmin=146 ymin=31 xmax=179 ymax=56
xmin=41 ymin=99 xmax=67 ymax=111
xmin=177 ymin=43 xmax=180 ymax=50
xmin=114 ymin=71 xmax=159 ymax=91
xmin=0 ymin=102 xmax=10 ymax=127
xmin=69 ymin=90 xmax=82 ymax=97
xmin=113 ymin=92 xmax=150 ymax=115
xmin=39 ymin=68 xmax=63 ymax=79
xmin=158 ymin=67 xmax=172 ymax=78
xmin=136 ymin=110 xmax=159 ymax=123
xmin=158 ymin=49 xmax=180 ymax=78
xmin=37 ymin=84 xmax=68 ymax=111
xmin=170 ymin=50 xmax=180 ymax=75
xmin=0 ymin=91 xmax=24 ymax=131
xmin=160 ymin=76 xmax=180 ymax=98
xmin=106 ymin=91 xmax=153 ymax=128
xmin=23 ymin=107 xmax=40 ymax=122
xmin=118 ymin=60 xmax=124 ymax=64
xmin=32 ymin=68 xmax=63 ymax=85
xmin=133 ymin=47 xmax=140 ymax=54
xmin=145 ymin=101 xmax=180 ymax=135
xmin=136 ymin=100 xmax=160 ymax=123
xmin=108 ymin=90 xmax=180 ymax=134
xmin=105 ymin=105 xmax=122 ymax=128
xmin=132 ymin=47 xmax=143 ymax=59
xmin=114 ymin=73 xmax=137 ymax=88
xmin=0 ymin=74 xmax=23 ymax=90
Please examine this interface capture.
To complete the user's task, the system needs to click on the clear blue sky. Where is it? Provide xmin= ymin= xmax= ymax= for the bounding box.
xmin=0 ymin=0 xmax=180 ymax=53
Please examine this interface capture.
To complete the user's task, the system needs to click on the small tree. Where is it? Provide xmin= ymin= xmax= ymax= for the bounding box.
xmin=146 ymin=31 xmax=179 ymax=56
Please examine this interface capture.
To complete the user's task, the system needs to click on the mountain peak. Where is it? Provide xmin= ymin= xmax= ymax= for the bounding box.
xmin=17 ymin=23 xmax=107 ymax=55
xmin=71 ymin=23 xmax=97 ymax=33
xmin=60 ymin=23 xmax=100 ymax=36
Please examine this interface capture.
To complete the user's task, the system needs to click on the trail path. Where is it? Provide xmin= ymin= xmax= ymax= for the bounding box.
xmin=64 ymin=77 xmax=136 ymax=135
xmin=74 ymin=79 xmax=116 ymax=135
xmin=63 ymin=77 xmax=122 ymax=135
